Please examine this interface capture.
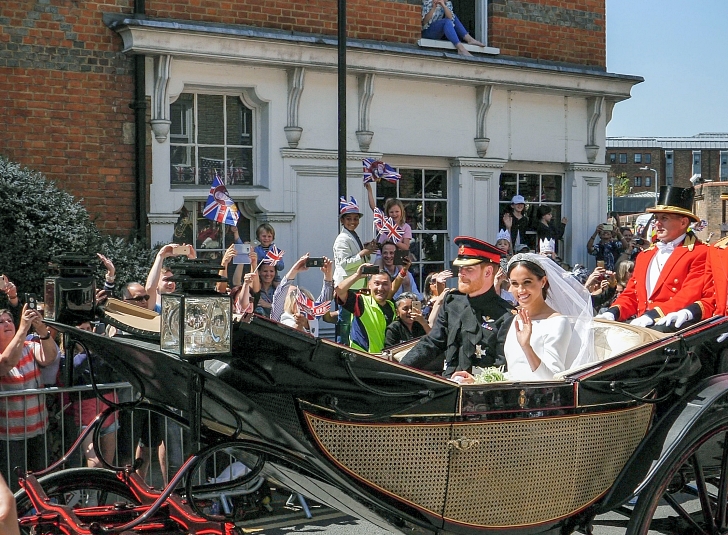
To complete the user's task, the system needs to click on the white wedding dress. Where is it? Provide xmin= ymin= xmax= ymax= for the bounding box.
xmin=504 ymin=315 xmax=572 ymax=381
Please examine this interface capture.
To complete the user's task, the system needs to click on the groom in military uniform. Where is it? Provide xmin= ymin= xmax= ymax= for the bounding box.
xmin=401 ymin=236 xmax=515 ymax=377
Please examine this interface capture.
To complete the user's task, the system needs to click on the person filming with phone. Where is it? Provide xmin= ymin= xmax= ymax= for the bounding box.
xmin=586 ymin=222 xmax=627 ymax=272
xmin=385 ymin=293 xmax=431 ymax=348
xmin=376 ymin=242 xmax=423 ymax=301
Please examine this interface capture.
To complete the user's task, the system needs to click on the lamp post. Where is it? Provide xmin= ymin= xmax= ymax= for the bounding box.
xmin=640 ymin=166 xmax=659 ymax=205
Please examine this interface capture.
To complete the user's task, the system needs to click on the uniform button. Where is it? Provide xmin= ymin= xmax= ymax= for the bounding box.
xmin=673 ymin=279 xmax=679 ymax=284
xmin=672 ymin=287 xmax=677 ymax=292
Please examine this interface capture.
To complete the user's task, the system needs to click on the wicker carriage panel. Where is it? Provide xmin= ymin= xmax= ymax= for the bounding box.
xmin=305 ymin=414 xmax=451 ymax=514
xmin=444 ymin=403 xmax=653 ymax=527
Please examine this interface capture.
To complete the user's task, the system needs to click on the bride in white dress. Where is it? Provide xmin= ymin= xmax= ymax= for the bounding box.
xmin=453 ymin=253 xmax=595 ymax=382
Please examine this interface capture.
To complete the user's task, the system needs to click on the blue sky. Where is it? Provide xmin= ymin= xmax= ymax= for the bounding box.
xmin=605 ymin=0 xmax=728 ymax=138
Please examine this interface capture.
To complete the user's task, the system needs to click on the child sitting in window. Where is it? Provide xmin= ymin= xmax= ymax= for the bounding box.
xmin=365 ymin=182 xmax=412 ymax=252
xmin=253 ymin=223 xmax=284 ymax=283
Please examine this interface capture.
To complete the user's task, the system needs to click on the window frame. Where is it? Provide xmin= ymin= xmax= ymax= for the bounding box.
xmin=619 ymin=153 xmax=627 ymax=164
xmin=169 ymin=91 xmax=257 ymax=187
xmin=634 ymin=153 xmax=642 ymax=164
xmin=374 ymin=167 xmax=450 ymax=290
xmin=634 ymin=176 xmax=642 ymax=187
xmin=609 ymin=153 xmax=616 ymax=164
xmin=692 ymin=150 xmax=702 ymax=176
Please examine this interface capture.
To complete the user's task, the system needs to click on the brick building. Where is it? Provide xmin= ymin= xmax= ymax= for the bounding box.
xmin=1 ymin=0 xmax=640 ymax=280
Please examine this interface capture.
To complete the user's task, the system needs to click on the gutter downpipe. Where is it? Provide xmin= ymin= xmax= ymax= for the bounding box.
xmin=131 ymin=0 xmax=148 ymax=240
xmin=335 ymin=0 xmax=346 ymax=342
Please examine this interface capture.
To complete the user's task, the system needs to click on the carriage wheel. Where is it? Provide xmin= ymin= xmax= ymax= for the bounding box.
xmin=627 ymin=419 xmax=728 ymax=535
xmin=14 ymin=467 xmax=140 ymax=533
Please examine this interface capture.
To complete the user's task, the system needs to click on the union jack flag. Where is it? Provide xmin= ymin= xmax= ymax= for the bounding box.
xmin=202 ymin=174 xmax=240 ymax=226
xmin=691 ymin=219 xmax=708 ymax=232
xmin=363 ymin=158 xmax=401 ymax=184
xmin=296 ymin=290 xmax=332 ymax=320
xmin=262 ymin=245 xmax=285 ymax=266
xmin=373 ymin=207 xmax=386 ymax=233
xmin=381 ymin=216 xmax=404 ymax=244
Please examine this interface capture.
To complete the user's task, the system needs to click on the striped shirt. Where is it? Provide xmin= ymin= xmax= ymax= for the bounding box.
xmin=0 ymin=341 xmax=47 ymax=439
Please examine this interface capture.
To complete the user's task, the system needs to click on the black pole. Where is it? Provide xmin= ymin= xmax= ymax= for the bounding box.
xmin=337 ymin=0 xmax=347 ymax=205
xmin=335 ymin=0 xmax=346 ymax=342
xmin=132 ymin=0 xmax=148 ymax=240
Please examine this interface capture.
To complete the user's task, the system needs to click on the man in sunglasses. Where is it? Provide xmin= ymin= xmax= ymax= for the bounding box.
xmin=120 ymin=283 xmax=151 ymax=307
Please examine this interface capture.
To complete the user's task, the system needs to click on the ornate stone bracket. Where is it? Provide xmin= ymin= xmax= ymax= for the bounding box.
xmin=285 ymin=67 xmax=305 ymax=148
xmin=356 ymin=73 xmax=375 ymax=152
xmin=474 ymin=84 xmax=493 ymax=157
xmin=584 ymin=96 xmax=604 ymax=163
xmin=150 ymin=55 xmax=172 ymax=143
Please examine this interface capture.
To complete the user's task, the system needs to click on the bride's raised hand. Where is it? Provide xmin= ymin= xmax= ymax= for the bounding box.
xmin=514 ymin=308 xmax=532 ymax=348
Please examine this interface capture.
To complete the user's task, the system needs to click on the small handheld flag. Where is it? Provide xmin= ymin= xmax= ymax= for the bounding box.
xmin=262 ymin=245 xmax=285 ymax=266
xmin=363 ymin=158 xmax=401 ymax=184
xmin=202 ymin=174 xmax=240 ymax=226
xmin=296 ymin=290 xmax=332 ymax=320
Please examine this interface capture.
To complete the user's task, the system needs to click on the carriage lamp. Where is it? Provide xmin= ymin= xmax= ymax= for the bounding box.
xmin=44 ymin=254 xmax=96 ymax=324
xmin=160 ymin=259 xmax=232 ymax=359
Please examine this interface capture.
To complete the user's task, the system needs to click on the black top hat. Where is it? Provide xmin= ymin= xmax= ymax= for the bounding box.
xmin=452 ymin=236 xmax=505 ymax=266
xmin=647 ymin=186 xmax=699 ymax=222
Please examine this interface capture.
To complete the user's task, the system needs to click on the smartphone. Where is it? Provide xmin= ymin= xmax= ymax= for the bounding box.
xmin=0 ymin=275 xmax=5 ymax=292
xmin=25 ymin=293 xmax=38 ymax=310
xmin=601 ymin=224 xmax=614 ymax=232
xmin=361 ymin=265 xmax=380 ymax=275
xmin=233 ymin=243 xmax=252 ymax=265
xmin=172 ymin=245 xmax=191 ymax=256
xmin=411 ymin=300 xmax=422 ymax=313
xmin=306 ymin=257 xmax=325 ymax=268
xmin=449 ymin=265 xmax=460 ymax=277
xmin=394 ymin=250 xmax=409 ymax=265
xmin=596 ymin=260 xmax=605 ymax=269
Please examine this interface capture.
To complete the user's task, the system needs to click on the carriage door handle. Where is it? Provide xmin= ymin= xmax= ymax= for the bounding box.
xmin=447 ymin=437 xmax=481 ymax=451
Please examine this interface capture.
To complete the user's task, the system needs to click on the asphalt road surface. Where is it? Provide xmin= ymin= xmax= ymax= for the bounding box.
xmin=237 ymin=493 xmax=687 ymax=535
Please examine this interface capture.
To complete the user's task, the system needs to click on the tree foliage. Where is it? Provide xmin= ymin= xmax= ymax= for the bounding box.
xmin=0 ymin=156 xmax=156 ymax=300
xmin=611 ymin=173 xmax=631 ymax=197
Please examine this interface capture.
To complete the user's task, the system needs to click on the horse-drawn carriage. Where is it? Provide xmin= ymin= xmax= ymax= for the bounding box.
xmin=15 ymin=282 xmax=728 ymax=535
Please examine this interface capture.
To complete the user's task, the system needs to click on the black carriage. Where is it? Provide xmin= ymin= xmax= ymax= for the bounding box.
xmin=15 ymin=289 xmax=728 ymax=535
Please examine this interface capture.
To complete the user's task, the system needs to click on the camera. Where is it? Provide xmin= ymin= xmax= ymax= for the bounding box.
xmin=305 ymin=257 xmax=325 ymax=268
xmin=25 ymin=293 xmax=38 ymax=310
xmin=601 ymin=224 xmax=614 ymax=232
xmin=361 ymin=265 xmax=380 ymax=275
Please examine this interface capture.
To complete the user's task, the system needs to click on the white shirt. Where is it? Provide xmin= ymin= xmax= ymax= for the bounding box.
xmin=646 ymin=234 xmax=686 ymax=296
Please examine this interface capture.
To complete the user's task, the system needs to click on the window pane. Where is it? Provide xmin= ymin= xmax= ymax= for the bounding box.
xmin=170 ymin=146 xmax=196 ymax=185
xmin=499 ymin=173 xmax=517 ymax=202
xmin=541 ymin=175 xmax=562 ymax=203
xmin=226 ymin=96 xmax=253 ymax=147
xmin=170 ymin=93 xmax=193 ymax=140
xmin=518 ymin=174 xmax=540 ymax=203
xmin=619 ymin=153 xmax=627 ymax=164
xmin=376 ymin=176 xmax=399 ymax=205
xmin=398 ymin=168 xmax=420 ymax=199
xmin=198 ymin=147 xmax=227 ymax=185
xmin=424 ymin=201 xmax=447 ymax=230
xmin=404 ymin=200 xmax=422 ymax=230
xmin=417 ymin=232 xmax=446 ymax=262
xmin=644 ymin=153 xmax=651 ymax=164
xmin=424 ymin=170 xmax=446 ymax=199
xmin=197 ymin=95 xmax=225 ymax=145
xmin=634 ymin=154 xmax=642 ymax=164
xmin=227 ymin=147 xmax=253 ymax=185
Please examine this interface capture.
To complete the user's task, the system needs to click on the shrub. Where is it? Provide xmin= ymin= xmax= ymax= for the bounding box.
xmin=0 ymin=156 xmax=157 ymax=300
xmin=0 ymin=156 xmax=101 ymax=295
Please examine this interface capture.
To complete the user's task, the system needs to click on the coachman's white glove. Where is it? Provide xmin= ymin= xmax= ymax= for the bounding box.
xmin=595 ymin=312 xmax=616 ymax=321
xmin=718 ymin=332 xmax=728 ymax=344
xmin=630 ymin=315 xmax=654 ymax=328
xmin=655 ymin=309 xmax=693 ymax=329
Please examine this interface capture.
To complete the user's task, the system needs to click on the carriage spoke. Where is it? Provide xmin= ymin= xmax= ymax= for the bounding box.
xmin=663 ymin=491 xmax=711 ymax=535
xmin=716 ymin=432 xmax=728 ymax=529
xmin=691 ymin=453 xmax=718 ymax=534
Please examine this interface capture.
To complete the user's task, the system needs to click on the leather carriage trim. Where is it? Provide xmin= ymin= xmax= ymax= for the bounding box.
xmin=304 ymin=404 xmax=653 ymax=528
xmin=298 ymin=399 xmax=458 ymax=420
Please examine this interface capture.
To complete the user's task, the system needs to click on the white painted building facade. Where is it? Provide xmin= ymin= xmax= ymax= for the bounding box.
xmin=111 ymin=17 xmax=641 ymax=291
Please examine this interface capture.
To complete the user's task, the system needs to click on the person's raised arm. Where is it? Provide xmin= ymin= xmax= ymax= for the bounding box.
xmin=0 ymin=305 xmax=33 ymax=376
xmin=335 ymin=263 xmax=368 ymax=303
xmin=365 ymin=182 xmax=376 ymax=212
xmin=318 ymin=257 xmax=335 ymax=303
xmin=586 ymin=224 xmax=603 ymax=255
xmin=30 ymin=310 xmax=58 ymax=367
xmin=217 ymin=244 xmax=236 ymax=293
